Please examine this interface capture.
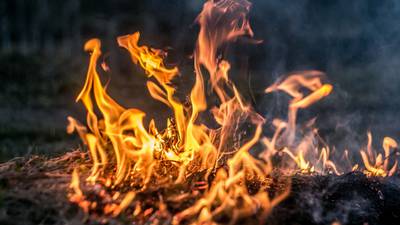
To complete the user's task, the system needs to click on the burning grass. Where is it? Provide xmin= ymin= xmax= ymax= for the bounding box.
xmin=0 ymin=152 xmax=399 ymax=225
xmin=2 ymin=0 xmax=399 ymax=225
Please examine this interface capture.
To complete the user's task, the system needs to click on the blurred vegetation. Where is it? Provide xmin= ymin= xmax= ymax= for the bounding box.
xmin=0 ymin=52 xmax=85 ymax=161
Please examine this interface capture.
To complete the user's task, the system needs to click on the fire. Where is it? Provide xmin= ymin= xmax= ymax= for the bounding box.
xmin=69 ymin=168 xmax=91 ymax=213
xmin=67 ymin=0 xmax=398 ymax=223
xmin=263 ymin=72 xmax=336 ymax=174
xmin=360 ymin=133 xmax=398 ymax=177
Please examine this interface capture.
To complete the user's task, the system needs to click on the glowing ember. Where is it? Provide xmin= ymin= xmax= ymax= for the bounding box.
xmin=67 ymin=0 xmax=398 ymax=223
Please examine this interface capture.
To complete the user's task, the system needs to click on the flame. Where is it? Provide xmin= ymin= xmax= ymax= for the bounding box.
xmin=264 ymin=72 xmax=336 ymax=174
xmin=69 ymin=168 xmax=91 ymax=213
xmin=264 ymin=71 xmax=398 ymax=177
xmin=360 ymin=133 xmax=398 ymax=177
xmin=67 ymin=0 xmax=398 ymax=222
xmin=68 ymin=0 xmax=287 ymax=222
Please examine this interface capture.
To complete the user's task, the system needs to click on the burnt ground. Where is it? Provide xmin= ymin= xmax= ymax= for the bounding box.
xmin=0 ymin=151 xmax=399 ymax=225
xmin=269 ymin=173 xmax=400 ymax=225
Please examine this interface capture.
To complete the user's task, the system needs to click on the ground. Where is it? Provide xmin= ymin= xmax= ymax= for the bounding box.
xmin=0 ymin=151 xmax=399 ymax=225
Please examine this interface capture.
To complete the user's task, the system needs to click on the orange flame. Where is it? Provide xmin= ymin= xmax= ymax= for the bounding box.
xmin=360 ymin=133 xmax=398 ymax=177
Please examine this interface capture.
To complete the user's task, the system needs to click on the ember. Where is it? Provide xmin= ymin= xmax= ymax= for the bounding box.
xmin=64 ymin=0 xmax=400 ymax=224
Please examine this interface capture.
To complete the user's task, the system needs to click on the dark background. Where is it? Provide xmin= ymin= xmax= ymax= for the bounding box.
xmin=0 ymin=0 xmax=399 ymax=162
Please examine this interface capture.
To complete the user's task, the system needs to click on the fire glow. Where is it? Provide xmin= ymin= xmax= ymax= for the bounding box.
xmin=67 ymin=0 xmax=398 ymax=224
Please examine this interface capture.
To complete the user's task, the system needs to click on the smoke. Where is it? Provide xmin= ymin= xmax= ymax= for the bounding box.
xmin=244 ymin=0 xmax=400 ymax=161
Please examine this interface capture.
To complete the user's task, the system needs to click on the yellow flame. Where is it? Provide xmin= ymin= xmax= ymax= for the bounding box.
xmin=360 ymin=134 xmax=398 ymax=177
